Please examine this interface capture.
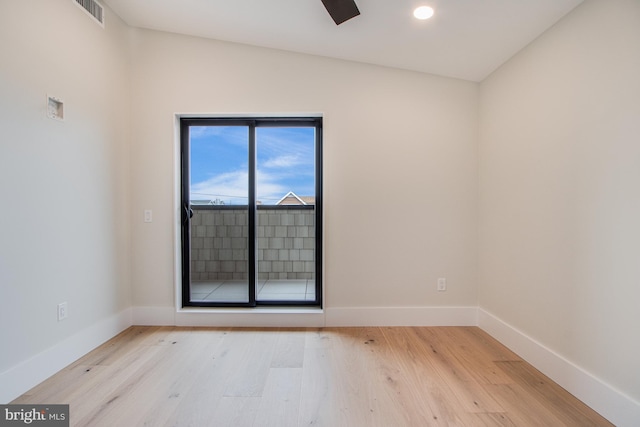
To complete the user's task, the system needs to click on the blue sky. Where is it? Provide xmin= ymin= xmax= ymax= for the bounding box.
xmin=189 ymin=126 xmax=315 ymax=205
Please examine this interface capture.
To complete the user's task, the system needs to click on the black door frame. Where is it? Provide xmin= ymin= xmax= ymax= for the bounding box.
xmin=180 ymin=117 xmax=323 ymax=308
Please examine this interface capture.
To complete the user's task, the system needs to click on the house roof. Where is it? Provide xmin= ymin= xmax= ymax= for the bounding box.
xmin=276 ymin=191 xmax=315 ymax=206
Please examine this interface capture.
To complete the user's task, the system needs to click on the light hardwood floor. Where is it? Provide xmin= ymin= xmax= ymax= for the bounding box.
xmin=12 ymin=326 xmax=612 ymax=426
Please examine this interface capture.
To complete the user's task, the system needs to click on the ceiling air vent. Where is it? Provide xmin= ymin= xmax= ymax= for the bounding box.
xmin=73 ymin=0 xmax=104 ymax=27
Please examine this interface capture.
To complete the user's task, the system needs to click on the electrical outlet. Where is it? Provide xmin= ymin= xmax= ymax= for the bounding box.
xmin=144 ymin=209 xmax=153 ymax=223
xmin=437 ymin=278 xmax=447 ymax=292
xmin=57 ymin=302 xmax=68 ymax=321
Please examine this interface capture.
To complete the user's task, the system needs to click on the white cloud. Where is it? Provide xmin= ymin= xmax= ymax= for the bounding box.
xmin=190 ymin=126 xmax=247 ymax=147
xmin=190 ymin=169 xmax=288 ymax=204
xmin=262 ymin=154 xmax=302 ymax=169
xmin=191 ymin=170 xmax=248 ymax=204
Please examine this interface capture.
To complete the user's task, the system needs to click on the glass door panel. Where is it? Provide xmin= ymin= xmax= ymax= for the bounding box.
xmin=255 ymin=127 xmax=316 ymax=302
xmin=188 ymin=125 xmax=250 ymax=304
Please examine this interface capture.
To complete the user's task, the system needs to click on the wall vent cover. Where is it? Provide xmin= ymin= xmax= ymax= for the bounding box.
xmin=73 ymin=0 xmax=104 ymax=27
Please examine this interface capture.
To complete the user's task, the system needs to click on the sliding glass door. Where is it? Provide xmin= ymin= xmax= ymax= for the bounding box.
xmin=180 ymin=118 xmax=322 ymax=307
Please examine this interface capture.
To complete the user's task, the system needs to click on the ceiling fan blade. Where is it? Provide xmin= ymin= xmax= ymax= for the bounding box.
xmin=320 ymin=0 xmax=360 ymax=25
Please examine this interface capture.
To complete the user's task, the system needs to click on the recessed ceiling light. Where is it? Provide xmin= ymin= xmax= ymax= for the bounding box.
xmin=413 ymin=6 xmax=434 ymax=20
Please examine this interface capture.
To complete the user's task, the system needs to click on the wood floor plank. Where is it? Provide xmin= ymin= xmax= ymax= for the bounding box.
xmin=131 ymin=328 xmax=230 ymax=426
xmin=329 ymin=327 xmax=418 ymax=426
xmin=303 ymin=327 xmax=335 ymax=349
xmin=222 ymin=328 xmax=279 ymax=397
xmin=297 ymin=347 xmax=333 ymax=426
xmin=406 ymin=327 xmax=506 ymax=414
xmin=496 ymin=360 xmax=613 ymax=426
xmin=162 ymin=329 xmax=246 ymax=426
xmin=70 ymin=345 xmax=167 ymax=425
xmin=11 ymin=363 xmax=109 ymax=405
xmin=208 ymin=396 xmax=261 ymax=427
xmin=431 ymin=327 xmax=516 ymax=385
xmin=72 ymin=329 xmax=210 ymax=426
xmin=299 ymin=327 xmax=410 ymax=426
xmin=15 ymin=326 xmax=165 ymax=405
xmin=484 ymin=383 xmax=570 ymax=426
xmin=379 ymin=327 xmax=463 ymax=425
xmin=302 ymin=328 xmax=377 ymax=426
xmin=253 ymin=368 xmax=302 ymax=427
xmin=461 ymin=326 xmax=521 ymax=362
xmin=270 ymin=329 xmax=305 ymax=368
xmin=459 ymin=411 xmax=518 ymax=426
xmin=69 ymin=326 xmax=167 ymax=368
xmin=11 ymin=326 xmax=613 ymax=427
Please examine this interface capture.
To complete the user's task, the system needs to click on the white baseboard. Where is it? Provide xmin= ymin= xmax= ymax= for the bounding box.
xmin=478 ymin=308 xmax=640 ymax=427
xmin=0 ymin=308 xmax=132 ymax=404
xmin=175 ymin=308 xmax=326 ymax=327
xmin=325 ymin=306 xmax=478 ymax=327
xmin=132 ymin=306 xmax=478 ymax=328
xmin=132 ymin=306 xmax=326 ymax=327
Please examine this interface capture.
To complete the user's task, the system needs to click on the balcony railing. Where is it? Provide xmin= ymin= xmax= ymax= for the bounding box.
xmin=189 ymin=205 xmax=315 ymax=282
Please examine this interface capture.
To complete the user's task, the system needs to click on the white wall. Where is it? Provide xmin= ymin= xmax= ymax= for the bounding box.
xmin=128 ymin=29 xmax=479 ymax=321
xmin=479 ymin=0 xmax=640 ymax=418
xmin=9 ymin=2 xmax=638 ymax=422
xmin=0 ymin=0 xmax=131 ymax=401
